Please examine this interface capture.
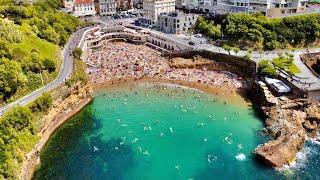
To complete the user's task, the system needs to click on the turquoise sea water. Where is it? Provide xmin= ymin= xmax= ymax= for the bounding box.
xmin=33 ymin=83 xmax=319 ymax=180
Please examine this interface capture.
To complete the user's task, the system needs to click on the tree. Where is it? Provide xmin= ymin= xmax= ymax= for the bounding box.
xmin=1 ymin=106 xmax=32 ymax=131
xmin=0 ymin=38 xmax=9 ymax=58
xmin=72 ymin=47 xmax=82 ymax=60
xmin=43 ymin=58 xmax=56 ymax=73
xmin=0 ymin=58 xmax=27 ymax=100
xmin=233 ymin=47 xmax=240 ymax=56
xmin=0 ymin=19 xmax=22 ymax=43
xmin=258 ymin=60 xmax=278 ymax=77
xmin=39 ymin=26 xmax=60 ymax=45
xmin=29 ymin=92 xmax=53 ymax=113
xmin=20 ymin=53 xmax=44 ymax=73
xmin=243 ymin=53 xmax=251 ymax=61
xmin=222 ymin=44 xmax=232 ymax=55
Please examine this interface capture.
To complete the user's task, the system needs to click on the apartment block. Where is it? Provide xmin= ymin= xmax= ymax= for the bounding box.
xmin=216 ymin=0 xmax=309 ymax=16
xmin=143 ymin=0 xmax=176 ymax=22
xmin=116 ymin=0 xmax=134 ymax=10
xmin=175 ymin=0 xmax=186 ymax=8
xmin=73 ymin=0 xmax=96 ymax=16
xmin=94 ymin=0 xmax=117 ymax=15
xmin=158 ymin=11 xmax=198 ymax=34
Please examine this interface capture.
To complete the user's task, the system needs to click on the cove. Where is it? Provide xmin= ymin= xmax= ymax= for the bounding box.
xmin=33 ymin=83 xmax=285 ymax=179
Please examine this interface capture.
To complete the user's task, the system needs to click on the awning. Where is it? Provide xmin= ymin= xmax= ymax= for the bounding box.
xmin=264 ymin=77 xmax=291 ymax=93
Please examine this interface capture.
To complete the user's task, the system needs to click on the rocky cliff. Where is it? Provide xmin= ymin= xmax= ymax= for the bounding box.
xmin=19 ymin=83 xmax=93 ymax=180
xmin=255 ymin=98 xmax=320 ymax=167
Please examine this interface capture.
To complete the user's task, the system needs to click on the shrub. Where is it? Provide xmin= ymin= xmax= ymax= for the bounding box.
xmin=29 ymin=92 xmax=53 ymax=113
xmin=43 ymin=58 xmax=56 ymax=73
xmin=72 ymin=47 xmax=82 ymax=59
xmin=258 ymin=60 xmax=278 ymax=77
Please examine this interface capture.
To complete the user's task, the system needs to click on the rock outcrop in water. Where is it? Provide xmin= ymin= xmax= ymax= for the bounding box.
xmin=255 ymin=96 xmax=320 ymax=167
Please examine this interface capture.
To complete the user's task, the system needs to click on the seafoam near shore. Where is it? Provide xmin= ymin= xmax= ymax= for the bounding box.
xmin=134 ymin=82 xmax=205 ymax=93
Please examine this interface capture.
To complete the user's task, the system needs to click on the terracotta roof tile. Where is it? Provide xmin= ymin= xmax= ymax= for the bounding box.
xmin=74 ymin=0 xmax=94 ymax=4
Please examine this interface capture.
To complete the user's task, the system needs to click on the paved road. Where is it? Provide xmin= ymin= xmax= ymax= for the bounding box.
xmin=0 ymin=27 xmax=90 ymax=116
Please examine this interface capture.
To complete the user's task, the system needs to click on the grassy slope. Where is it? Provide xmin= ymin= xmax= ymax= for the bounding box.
xmin=272 ymin=58 xmax=301 ymax=75
xmin=5 ymin=23 xmax=61 ymax=104
xmin=9 ymin=23 xmax=60 ymax=64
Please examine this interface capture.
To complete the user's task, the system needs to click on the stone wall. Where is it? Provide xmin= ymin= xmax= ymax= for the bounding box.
xmin=300 ymin=53 xmax=320 ymax=78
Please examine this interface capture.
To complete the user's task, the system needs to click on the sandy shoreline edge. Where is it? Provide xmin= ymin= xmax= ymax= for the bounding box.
xmin=94 ymin=77 xmax=250 ymax=106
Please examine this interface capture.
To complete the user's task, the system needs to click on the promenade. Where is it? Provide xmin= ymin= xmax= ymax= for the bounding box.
xmin=164 ymin=31 xmax=320 ymax=91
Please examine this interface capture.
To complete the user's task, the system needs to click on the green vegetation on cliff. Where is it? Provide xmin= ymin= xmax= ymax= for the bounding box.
xmin=66 ymin=48 xmax=88 ymax=87
xmin=0 ymin=0 xmax=81 ymax=105
xmin=196 ymin=13 xmax=320 ymax=50
xmin=0 ymin=0 xmax=81 ymax=177
xmin=0 ymin=93 xmax=53 ymax=179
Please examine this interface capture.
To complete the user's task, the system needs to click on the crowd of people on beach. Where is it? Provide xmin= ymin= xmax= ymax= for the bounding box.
xmin=86 ymin=42 xmax=242 ymax=89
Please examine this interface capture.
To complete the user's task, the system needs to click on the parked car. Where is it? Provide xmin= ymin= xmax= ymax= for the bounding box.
xmin=195 ymin=34 xmax=202 ymax=38
xmin=200 ymin=40 xmax=207 ymax=44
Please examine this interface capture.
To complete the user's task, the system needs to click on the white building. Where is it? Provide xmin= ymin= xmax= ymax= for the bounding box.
xmin=94 ymin=0 xmax=117 ymax=15
xmin=185 ymin=0 xmax=216 ymax=13
xmin=62 ymin=0 xmax=75 ymax=12
xmin=143 ymin=0 xmax=176 ymax=22
xmin=216 ymin=0 xmax=309 ymax=16
xmin=73 ymin=0 xmax=96 ymax=17
xmin=185 ymin=0 xmax=199 ymax=10
xmin=175 ymin=0 xmax=186 ymax=8
xmin=199 ymin=0 xmax=216 ymax=12
xmin=133 ymin=0 xmax=144 ymax=8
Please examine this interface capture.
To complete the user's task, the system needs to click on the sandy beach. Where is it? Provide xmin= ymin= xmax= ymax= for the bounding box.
xmin=87 ymin=42 xmax=248 ymax=105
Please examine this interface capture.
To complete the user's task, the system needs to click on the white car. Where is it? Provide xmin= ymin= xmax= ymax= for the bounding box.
xmin=195 ymin=34 xmax=202 ymax=38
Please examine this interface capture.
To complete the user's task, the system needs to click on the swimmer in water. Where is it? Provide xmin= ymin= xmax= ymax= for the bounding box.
xmin=143 ymin=150 xmax=150 ymax=156
xmin=169 ymin=127 xmax=173 ymax=133
xmin=93 ymin=146 xmax=99 ymax=152
xmin=132 ymin=138 xmax=139 ymax=143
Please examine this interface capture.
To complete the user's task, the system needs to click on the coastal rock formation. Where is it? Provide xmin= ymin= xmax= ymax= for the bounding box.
xmin=170 ymin=56 xmax=214 ymax=69
xmin=306 ymin=103 xmax=320 ymax=125
xmin=19 ymin=83 xmax=93 ymax=180
xmin=255 ymin=96 xmax=320 ymax=168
